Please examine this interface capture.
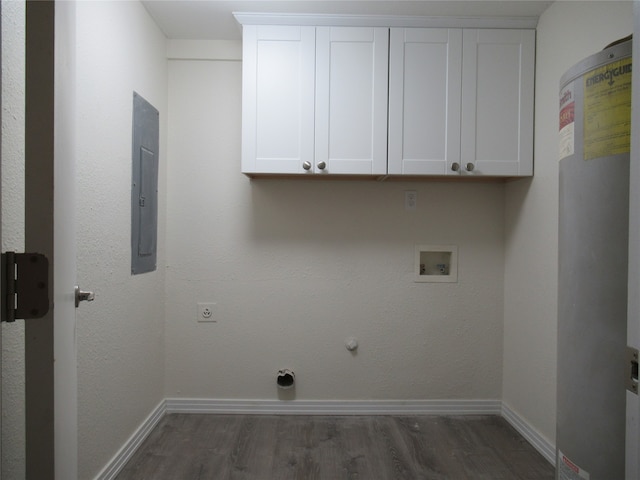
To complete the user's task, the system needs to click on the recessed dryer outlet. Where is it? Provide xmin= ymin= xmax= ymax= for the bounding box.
xmin=414 ymin=245 xmax=458 ymax=283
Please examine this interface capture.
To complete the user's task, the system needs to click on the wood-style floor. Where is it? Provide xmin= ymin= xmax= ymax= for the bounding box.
xmin=115 ymin=414 xmax=555 ymax=479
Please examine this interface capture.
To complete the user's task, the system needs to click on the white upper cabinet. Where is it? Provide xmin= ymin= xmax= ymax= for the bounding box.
xmin=388 ymin=28 xmax=463 ymax=175
xmin=460 ymin=29 xmax=535 ymax=176
xmin=389 ymin=27 xmax=535 ymax=177
xmin=241 ymin=18 xmax=536 ymax=178
xmin=315 ymin=27 xmax=389 ymax=175
xmin=241 ymin=25 xmax=315 ymax=174
xmin=242 ymin=25 xmax=388 ymax=176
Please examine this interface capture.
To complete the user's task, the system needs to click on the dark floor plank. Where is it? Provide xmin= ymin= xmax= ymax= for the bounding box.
xmin=471 ymin=416 xmax=556 ymax=480
xmin=115 ymin=414 xmax=555 ymax=480
xmin=339 ymin=416 xmax=389 ymax=479
xmin=272 ymin=415 xmax=327 ymax=480
xmin=226 ymin=415 xmax=278 ymax=479
xmin=393 ymin=416 xmax=459 ymax=479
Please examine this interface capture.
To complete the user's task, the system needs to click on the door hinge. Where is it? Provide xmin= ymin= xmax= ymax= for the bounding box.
xmin=1 ymin=251 xmax=49 ymax=323
xmin=626 ymin=345 xmax=639 ymax=394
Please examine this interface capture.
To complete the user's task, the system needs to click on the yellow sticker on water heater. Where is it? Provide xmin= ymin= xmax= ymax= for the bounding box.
xmin=583 ymin=57 xmax=632 ymax=160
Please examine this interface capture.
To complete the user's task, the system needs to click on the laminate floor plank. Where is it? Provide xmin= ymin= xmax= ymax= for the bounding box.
xmin=196 ymin=415 xmax=246 ymax=478
xmin=227 ymin=415 xmax=280 ymax=479
xmin=340 ymin=416 xmax=392 ymax=479
xmin=393 ymin=416 xmax=461 ymax=479
xmin=466 ymin=416 xmax=555 ymax=480
xmin=115 ymin=414 xmax=555 ymax=480
xmin=312 ymin=417 xmax=350 ymax=479
xmin=375 ymin=416 xmax=425 ymax=479
xmin=272 ymin=415 xmax=329 ymax=480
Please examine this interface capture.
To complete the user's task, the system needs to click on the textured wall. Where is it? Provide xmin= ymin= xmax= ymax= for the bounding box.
xmin=9 ymin=4 xmax=627 ymax=475
xmin=74 ymin=2 xmax=167 ymax=478
xmin=503 ymin=0 xmax=633 ymax=446
xmin=1 ymin=1 xmax=26 ymax=478
xmin=164 ymin=53 xmax=506 ymax=402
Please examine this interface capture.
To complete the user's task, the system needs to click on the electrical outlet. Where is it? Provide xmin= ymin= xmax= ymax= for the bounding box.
xmin=405 ymin=190 xmax=417 ymax=211
xmin=197 ymin=302 xmax=216 ymax=323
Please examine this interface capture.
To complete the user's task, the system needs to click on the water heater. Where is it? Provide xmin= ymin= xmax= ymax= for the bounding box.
xmin=557 ymin=39 xmax=632 ymax=479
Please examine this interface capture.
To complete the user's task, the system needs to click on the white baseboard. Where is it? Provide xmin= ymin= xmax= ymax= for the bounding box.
xmin=165 ymin=398 xmax=502 ymax=415
xmin=94 ymin=400 xmax=166 ymax=480
xmin=95 ymin=398 xmax=556 ymax=479
xmin=501 ymin=402 xmax=556 ymax=466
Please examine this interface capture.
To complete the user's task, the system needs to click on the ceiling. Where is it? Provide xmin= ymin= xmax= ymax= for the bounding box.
xmin=141 ymin=1 xmax=553 ymax=40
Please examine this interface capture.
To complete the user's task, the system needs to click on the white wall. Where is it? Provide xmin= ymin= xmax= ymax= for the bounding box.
xmin=1 ymin=1 xmax=26 ymax=478
xmin=503 ymin=0 xmax=633 ymax=446
xmin=165 ymin=47 xmax=506 ymax=402
xmin=74 ymin=1 xmax=167 ymax=478
xmin=21 ymin=2 xmax=634 ymax=475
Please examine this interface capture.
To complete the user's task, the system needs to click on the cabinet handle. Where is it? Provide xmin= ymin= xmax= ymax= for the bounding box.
xmin=466 ymin=163 xmax=475 ymax=172
xmin=302 ymin=161 xmax=312 ymax=171
xmin=317 ymin=161 xmax=327 ymax=170
xmin=451 ymin=162 xmax=460 ymax=172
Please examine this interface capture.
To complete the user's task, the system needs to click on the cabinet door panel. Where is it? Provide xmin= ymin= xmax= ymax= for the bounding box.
xmin=315 ymin=27 xmax=388 ymax=175
xmin=388 ymin=28 xmax=462 ymax=175
xmin=242 ymin=25 xmax=315 ymax=174
xmin=461 ymin=29 xmax=535 ymax=176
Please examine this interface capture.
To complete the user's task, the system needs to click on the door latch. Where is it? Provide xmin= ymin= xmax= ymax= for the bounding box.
xmin=1 ymin=251 xmax=49 ymax=322
xmin=626 ymin=346 xmax=639 ymax=394
xmin=74 ymin=286 xmax=95 ymax=308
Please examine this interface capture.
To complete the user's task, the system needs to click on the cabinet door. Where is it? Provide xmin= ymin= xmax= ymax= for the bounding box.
xmin=241 ymin=25 xmax=315 ymax=174
xmin=315 ymin=27 xmax=389 ymax=175
xmin=461 ymin=29 xmax=535 ymax=176
xmin=388 ymin=28 xmax=463 ymax=175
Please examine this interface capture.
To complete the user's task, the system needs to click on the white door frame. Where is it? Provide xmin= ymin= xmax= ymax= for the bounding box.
xmin=53 ymin=2 xmax=77 ymax=478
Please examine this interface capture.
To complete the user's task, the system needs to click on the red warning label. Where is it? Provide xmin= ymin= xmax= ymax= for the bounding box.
xmin=558 ymin=450 xmax=590 ymax=480
xmin=559 ymin=83 xmax=576 ymax=161
xmin=559 ymin=102 xmax=575 ymax=131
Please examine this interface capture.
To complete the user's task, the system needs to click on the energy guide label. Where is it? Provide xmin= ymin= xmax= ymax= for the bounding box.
xmin=583 ymin=57 xmax=632 ymax=160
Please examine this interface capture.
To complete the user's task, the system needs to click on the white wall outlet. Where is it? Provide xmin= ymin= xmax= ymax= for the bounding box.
xmin=197 ymin=302 xmax=217 ymax=322
xmin=405 ymin=190 xmax=417 ymax=211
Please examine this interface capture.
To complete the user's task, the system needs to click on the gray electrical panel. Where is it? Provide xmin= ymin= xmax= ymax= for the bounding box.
xmin=131 ymin=92 xmax=159 ymax=274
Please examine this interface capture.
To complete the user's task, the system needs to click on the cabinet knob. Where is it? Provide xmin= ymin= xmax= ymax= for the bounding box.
xmin=302 ymin=161 xmax=312 ymax=171
xmin=451 ymin=162 xmax=460 ymax=172
xmin=466 ymin=163 xmax=475 ymax=172
xmin=317 ymin=161 xmax=327 ymax=171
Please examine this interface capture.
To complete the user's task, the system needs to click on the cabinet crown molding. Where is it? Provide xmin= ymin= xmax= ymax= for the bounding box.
xmin=232 ymin=12 xmax=538 ymax=29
